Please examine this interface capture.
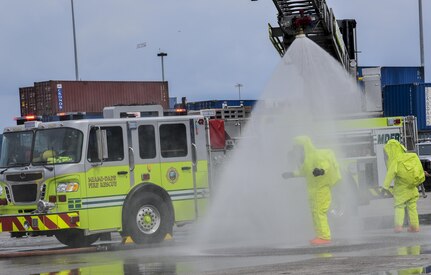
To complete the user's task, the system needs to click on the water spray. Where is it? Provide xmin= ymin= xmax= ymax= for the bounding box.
xmin=296 ymin=31 xmax=306 ymax=39
xmin=193 ymin=35 xmax=363 ymax=250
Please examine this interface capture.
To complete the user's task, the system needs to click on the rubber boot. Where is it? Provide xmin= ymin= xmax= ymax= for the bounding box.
xmin=309 ymin=237 xmax=331 ymax=245
xmin=394 ymin=226 xmax=403 ymax=233
xmin=407 ymin=226 xmax=420 ymax=233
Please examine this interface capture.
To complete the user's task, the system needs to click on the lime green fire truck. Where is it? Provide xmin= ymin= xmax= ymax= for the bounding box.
xmin=0 ymin=106 xmax=211 ymax=247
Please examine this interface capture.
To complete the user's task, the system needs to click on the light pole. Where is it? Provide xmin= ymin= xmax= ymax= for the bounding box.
xmin=418 ymin=0 xmax=425 ymax=68
xmin=235 ymin=83 xmax=243 ymax=100
xmin=70 ymin=0 xmax=79 ymax=80
xmin=157 ymin=52 xmax=168 ymax=82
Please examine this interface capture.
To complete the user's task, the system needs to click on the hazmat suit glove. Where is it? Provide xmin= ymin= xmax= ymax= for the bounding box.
xmin=380 ymin=187 xmax=393 ymax=198
xmin=312 ymin=168 xmax=325 ymax=177
xmin=282 ymin=171 xmax=294 ymax=179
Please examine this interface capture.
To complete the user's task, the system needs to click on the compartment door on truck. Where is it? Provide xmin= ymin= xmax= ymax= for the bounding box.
xmin=84 ymin=123 xmax=131 ymax=231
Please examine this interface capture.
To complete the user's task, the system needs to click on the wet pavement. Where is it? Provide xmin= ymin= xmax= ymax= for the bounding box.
xmin=3 ymin=231 xmax=431 ymax=274
xmin=1 ymin=197 xmax=431 ymax=274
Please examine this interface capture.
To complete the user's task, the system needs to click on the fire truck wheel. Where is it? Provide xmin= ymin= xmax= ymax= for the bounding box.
xmin=54 ymin=229 xmax=101 ymax=248
xmin=126 ymin=192 xmax=173 ymax=244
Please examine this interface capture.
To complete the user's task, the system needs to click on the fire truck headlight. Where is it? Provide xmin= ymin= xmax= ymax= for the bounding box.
xmin=57 ymin=182 xmax=79 ymax=193
xmin=37 ymin=200 xmax=55 ymax=213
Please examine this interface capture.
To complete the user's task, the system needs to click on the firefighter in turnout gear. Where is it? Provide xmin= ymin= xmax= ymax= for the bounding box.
xmin=382 ymin=139 xmax=425 ymax=233
xmin=282 ymin=136 xmax=341 ymax=245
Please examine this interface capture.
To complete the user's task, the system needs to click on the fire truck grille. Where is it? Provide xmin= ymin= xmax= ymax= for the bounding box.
xmin=6 ymin=173 xmax=43 ymax=182
xmin=11 ymin=184 xmax=38 ymax=203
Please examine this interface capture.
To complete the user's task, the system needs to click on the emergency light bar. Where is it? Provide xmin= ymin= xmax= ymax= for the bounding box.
xmin=15 ymin=115 xmax=42 ymax=125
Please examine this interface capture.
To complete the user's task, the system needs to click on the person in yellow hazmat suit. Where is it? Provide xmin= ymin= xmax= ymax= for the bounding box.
xmin=382 ymin=139 xmax=425 ymax=233
xmin=282 ymin=136 xmax=341 ymax=245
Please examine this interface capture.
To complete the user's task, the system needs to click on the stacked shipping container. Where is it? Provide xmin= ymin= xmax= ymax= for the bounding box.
xmin=357 ymin=66 xmax=425 ymax=112
xmin=19 ymin=80 xmax=169 ymax=117
xmin=186 ymin=100 xmax=257 ymax=111
xmin=383 ymin=83 xmax=431 ymax=131
xmin=357 ymin=66 xmax=425 ymax=86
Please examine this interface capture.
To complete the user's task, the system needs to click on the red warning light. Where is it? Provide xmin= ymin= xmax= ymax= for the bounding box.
xmin=25 ymin=115 xmax=36 ymax=120
xmin=387 ymin=118 xmax=402 ymax=126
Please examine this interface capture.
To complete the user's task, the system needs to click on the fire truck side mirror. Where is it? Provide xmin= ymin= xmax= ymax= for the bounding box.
xmin=96 ymin=128 xmax=108 ymax=163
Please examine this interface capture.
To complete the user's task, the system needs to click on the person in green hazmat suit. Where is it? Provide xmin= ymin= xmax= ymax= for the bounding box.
xmin=282 ymin=136 xmax=341 ymax=245
xmin=382 ymin=139 xmax=425 ymax=233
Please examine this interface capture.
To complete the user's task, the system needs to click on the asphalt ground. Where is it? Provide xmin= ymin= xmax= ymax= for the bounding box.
xmin=1 ymin=196 xmax=431 ymax=274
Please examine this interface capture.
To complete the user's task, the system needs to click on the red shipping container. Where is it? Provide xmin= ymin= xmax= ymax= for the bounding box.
xmin=20 ymin=80 xmax=169 ymax=116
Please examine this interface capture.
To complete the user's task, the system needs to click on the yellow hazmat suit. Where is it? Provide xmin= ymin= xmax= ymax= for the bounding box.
xmin=292 ymin=136 xmax=341 ymax=242
xmin=383 ymin=139 xmax=422 ymax=232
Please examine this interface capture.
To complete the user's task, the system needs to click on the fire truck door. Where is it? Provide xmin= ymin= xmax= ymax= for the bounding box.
xmin=130 ymin=121 xmax=162 ymax=188
xmin=84 ymin=124 xmax=131 ymax=231
xmin=158 ymin=121 xmax=198 ymax=221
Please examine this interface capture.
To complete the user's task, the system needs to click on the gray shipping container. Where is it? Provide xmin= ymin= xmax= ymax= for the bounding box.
xmin=358 ymin=66 xmax=425 ymax=86
xmin=20 ymin=80 xmax=169 ymax=116
xmin=383 ymin=83 xmax=431 ymax=131
xmin=359 ymin=66 xmax=425 ymax=112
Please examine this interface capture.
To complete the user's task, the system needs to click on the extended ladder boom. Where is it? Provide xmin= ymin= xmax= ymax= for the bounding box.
xmin=269 ymin=0 xmax=357 ymax=74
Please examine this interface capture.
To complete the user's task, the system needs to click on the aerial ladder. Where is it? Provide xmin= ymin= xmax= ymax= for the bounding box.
xmin=269 ymin=0 xmax=358 ymax=75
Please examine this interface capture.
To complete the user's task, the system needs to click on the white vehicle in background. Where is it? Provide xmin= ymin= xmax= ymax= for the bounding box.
xmin=417 ymin=141 xmax=431 ymax=191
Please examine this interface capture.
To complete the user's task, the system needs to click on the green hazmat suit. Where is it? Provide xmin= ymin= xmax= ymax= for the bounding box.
xmin=383 ymin=139 xmax=421 ymax=230
xmin=292 ymin=136 xmax=341 ymax=240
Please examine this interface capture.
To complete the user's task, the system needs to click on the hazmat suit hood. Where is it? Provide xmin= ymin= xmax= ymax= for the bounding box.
xmin=292 ymin=135 xmax=340 ymax=186
xmin=293 ymin=135 xmax=314 ymax=165
xmin=384 ymin=139 xmax=406 ymax=168
xmin=294 ymin=135 xmax=315 ymax=154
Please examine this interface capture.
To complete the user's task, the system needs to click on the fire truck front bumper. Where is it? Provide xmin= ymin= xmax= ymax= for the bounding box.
xmin=0 ymin=212 xmax=80 ymax=233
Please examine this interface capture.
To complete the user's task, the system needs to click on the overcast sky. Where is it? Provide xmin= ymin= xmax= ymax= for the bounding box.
xmin=0 ymin=0 xmax=430 ymax=130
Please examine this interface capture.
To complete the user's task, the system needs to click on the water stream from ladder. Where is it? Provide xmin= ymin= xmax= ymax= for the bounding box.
xmin=193 ymin=36 xmax=363 ymax=249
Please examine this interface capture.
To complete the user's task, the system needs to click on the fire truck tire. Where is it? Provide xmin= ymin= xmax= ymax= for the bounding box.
xmin=54 ymin=229 xmax=101 ymax=248
xmin=126 ymin=192 xmax=173 ymax=244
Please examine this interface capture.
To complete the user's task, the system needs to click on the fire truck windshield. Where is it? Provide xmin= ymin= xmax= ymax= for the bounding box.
xmin=0 ymin=131 xmax=33 ymax=167
xmin=32 ymin=128 xmax=83 ymax=165
xmin=0 ymin=128 xmax=83 ymax=168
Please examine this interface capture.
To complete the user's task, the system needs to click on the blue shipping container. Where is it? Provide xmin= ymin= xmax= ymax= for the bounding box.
xmin=187 ymin=100 xmax=257 ymax=111
xmin=383 ymin=83 xmax=431 ymax=131
xmin=358 ymin=66 xmax=424 ymax=86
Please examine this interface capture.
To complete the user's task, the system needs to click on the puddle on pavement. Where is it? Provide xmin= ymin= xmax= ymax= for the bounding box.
xmin=360 ymin=245 xmax=431 ymax=274
xmin=31 ymin=261 xmax=182 ymax=275
xmin=29 ymin=244 xmax=431 ymax=274
xmin=395 ymin=245 xmax=431 ymax=256
xmin=418 ymin=245 xmax=431 ymax=255
xmin=376 ymin=265 xmax=431 ymax=274
xmin=32 ymin=261 xmax=431 ymax=275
